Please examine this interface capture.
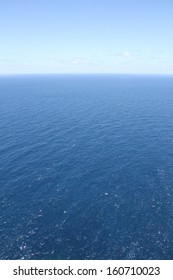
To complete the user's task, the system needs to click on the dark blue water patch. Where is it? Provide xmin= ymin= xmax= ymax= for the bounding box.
xmin=1 ymin=74 xmax=173 ymax=259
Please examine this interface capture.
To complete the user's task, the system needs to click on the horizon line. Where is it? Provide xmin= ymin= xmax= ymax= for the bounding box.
xmin=0 ymin=72 xmax=173 ymax=76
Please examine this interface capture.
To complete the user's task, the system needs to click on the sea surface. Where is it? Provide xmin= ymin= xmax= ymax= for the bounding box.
xmin=1 ymin=74 xmax=173 ymax=260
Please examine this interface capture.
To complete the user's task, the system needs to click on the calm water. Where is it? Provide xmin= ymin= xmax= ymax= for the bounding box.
xmin=1 ymin=74 xmax=173 ymax=260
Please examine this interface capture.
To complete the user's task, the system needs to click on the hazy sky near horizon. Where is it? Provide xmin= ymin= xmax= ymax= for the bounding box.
xmin=1 ymin=0 xmax=173 ymax=74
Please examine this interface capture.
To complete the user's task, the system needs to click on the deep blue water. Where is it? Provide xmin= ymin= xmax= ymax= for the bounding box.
xmin=1 ymin=74 xmax=173 ymax=260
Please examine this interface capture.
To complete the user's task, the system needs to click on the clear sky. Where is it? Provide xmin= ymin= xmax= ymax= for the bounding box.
xmin=1 ymin=0 xmax=173 ymax=74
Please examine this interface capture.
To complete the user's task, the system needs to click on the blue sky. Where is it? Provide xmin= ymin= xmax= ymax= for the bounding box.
xmin=1 ymin=0 xmax=173 ymax=74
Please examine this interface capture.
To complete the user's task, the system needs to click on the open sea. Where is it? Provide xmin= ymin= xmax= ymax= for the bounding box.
xmin=1 ymin=74 xmax=173 ymax=260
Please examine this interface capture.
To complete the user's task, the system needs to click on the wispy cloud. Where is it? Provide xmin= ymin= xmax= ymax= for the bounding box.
xmin=71 ymin=57 xmax=86 ymax=64
xmin=42 ymin=56 xmax=87 ymax=65
xmin=106 ymin=50 xmax=135 ymax=63
xmin=114 ymin=51 xmax=132 ymax=58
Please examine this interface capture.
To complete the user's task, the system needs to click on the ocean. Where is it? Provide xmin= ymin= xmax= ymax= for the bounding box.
xmin=0 ymin=74 xmax=173 ymax=260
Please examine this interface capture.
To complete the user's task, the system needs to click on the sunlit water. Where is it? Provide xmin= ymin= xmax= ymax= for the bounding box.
xmin=1 ymin=74 xmax=173 ymax=259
